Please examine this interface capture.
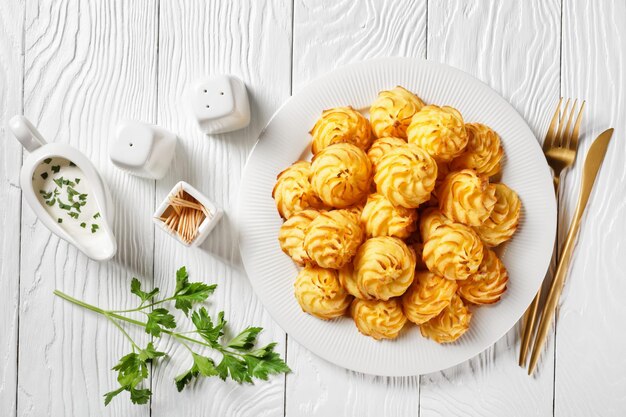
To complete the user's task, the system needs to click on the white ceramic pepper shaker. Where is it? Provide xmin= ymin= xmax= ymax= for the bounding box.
xmin=109 ymin=120 xmax=177 ymax=179
xmin=188 ymin=75 xmax=251 ymax=134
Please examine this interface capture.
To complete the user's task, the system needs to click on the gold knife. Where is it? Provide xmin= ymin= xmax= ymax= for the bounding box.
xmin=528 ymin=128 xmax=614 ymax=374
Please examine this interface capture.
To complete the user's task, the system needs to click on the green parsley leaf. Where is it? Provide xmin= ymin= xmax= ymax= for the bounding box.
xmin=91 ymin=224 xmax=99 ymax=233
xmin=68 ymin=212 xmax=79 ymax=219
xmin=227 ymin=326 xmax=262 ymax=351
xmin=244 ymin=349 xmax=290 ymax=380
xmin=57 ymin=218 xmax=62 ymax=223
xmin=94 ymin=212 xmax=101 ymax=219
xmin=174 ymin=364 xmax=199 ymax=392
xmin=112 ymin=352 xmax=148 ymax=387
xmin=75 ymin=178 xmax=81 ymax=184
xmin=174 ymin=266 xmax=189 ymax=292
xmin=172 ymin=267 xmax=216 ymax=315
xmin=216 ymin=354 xmax=251 ymax=383
xmin=69 ymin=161 xmax=76 ymax=167
xmin=51 ymin=165 xmax=61 ymax=173
xmin=43 ymin=158 xmax=52 ymax=164
xmin=191 ymin=307 xmax=225 ymax=346
xmin=145 ymin=308 xmax=177 ymax=337
xmin=46 ymin=199 xmax=55 ymax=206
xmin=80 ymin=222 xmax=86 ymax=228
xmin=138 ymin=342 xmax=166 ymax=362
xmin=130 ymin=278 xmax=160 ymax=303
xmin=192 ymin=352 xmax=219 ymax=377
xmin=129 ymin=387 xmax=151 ymax=405
xmin=174 ymin=350 xmax=218 ymax=392
xmin=103 ymin=386 xmax=125 ymax=406
xmin=41 ymin=172 xmax=48 ymax=179
xmin=246 ymin=342 xmax=277 ymax=358
xmin=53 ymin=177 xmax=64 ymax=187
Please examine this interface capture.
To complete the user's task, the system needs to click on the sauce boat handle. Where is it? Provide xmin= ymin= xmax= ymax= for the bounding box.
xmin=8 ymin=115 xmax=47 ymax=152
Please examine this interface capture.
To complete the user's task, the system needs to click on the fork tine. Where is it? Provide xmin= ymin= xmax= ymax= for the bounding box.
xmin=562 ymin=99 xmax=578 ymax=148
xmin=569 ymin=100 xmax=586 ymax=150
xmin=543 ymin=97 xmax=563 ymax=151
xmin=555 ymin=98 xmax=571 ymax=147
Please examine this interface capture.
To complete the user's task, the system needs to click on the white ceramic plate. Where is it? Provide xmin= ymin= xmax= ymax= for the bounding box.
xmin=237 ymin=58 xmax=556 ymax=376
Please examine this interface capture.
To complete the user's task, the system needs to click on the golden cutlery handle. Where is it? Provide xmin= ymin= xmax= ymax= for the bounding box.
xmin=519 ymin=291 xmax=540 ymax=366
xmin=519 ymin=174 xmax=560 ymax=366
xmin=527 ymin=204 xmax=583 ymax=374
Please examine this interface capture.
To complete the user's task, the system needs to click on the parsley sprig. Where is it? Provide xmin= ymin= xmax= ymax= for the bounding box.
xmin=53 ymin=266 xmax=289 ymax=406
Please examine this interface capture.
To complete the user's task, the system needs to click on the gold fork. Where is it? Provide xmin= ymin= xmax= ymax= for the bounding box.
xmin=518 ymin=98 xmax=585 ymax=367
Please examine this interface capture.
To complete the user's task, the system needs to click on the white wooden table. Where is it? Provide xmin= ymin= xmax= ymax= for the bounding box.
xmin=1 ymin=1 xmax=625 ymax=416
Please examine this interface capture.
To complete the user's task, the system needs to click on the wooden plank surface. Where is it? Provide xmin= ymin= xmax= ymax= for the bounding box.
xmin=0 ymin=1 xmax=24 ymax=416
xmin=17 ymin=1 xmax=157 ymax=416
xmin=555 ymin=1 xmax=626 ymax=415
xmin=1 ymin=1 xmax=626 ymax=416
xmin=286 ymin=1 xmax=426 ymax=416
xmin=150 ymin=1 xmax=292 ymax=416
xmin=420 ymin=1 xmax=560 ymax=416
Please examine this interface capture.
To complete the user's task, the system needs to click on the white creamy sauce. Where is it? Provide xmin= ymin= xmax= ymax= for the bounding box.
xmin=31 ymin=157 xmax=102 ymax=240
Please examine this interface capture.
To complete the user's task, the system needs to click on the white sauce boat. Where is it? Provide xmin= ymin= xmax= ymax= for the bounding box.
xmin=9 ymin=116 xmax=117 ymax=261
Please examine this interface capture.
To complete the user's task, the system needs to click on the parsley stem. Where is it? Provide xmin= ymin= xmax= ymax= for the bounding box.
xmin=109 ymin=298 xmax=175 ymax=314
xmin=54 ymin=290 xmax=148 ymax=327
xmin=172 ymin=335 xmax=194 ymax=353
xmin=104 ymin=313 xmax=140 ymax=351
xmin=53 ymin=290 xmax=244 ymax=356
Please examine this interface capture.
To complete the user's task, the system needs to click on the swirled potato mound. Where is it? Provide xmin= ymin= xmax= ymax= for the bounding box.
xmin=272 ymin=161 xmax=325 ymax=219
xmin=401 ymin=271 xmax=458 ymax=324
xmin=311 ymin=143 xmax=372 ymax=208
xmin=310 ymin=106 xmax=373 ymax=154
xmin=278 ymin=209 xmax=319 ymax=265
xmin=360 ymin=193 xmax=418 ymax=239
xmin=338 ymin=263 xmax=372 ymax=300
xmin=450 ymin=123 xmax=503 ymax=177
xmin=458 ymin=249 xmax=508 ymax=304
xmin=420 ymin=294 xmax=471 ymax=343
xmin=369 ymin=86 xmax=425 ymax=139
xmin=374 ymin=143 xmax=438 ymax=208
xmin=367 ymin=137 xmax=406 ymax=168
xmin=407 ymin=105 xmax=468 ymax=162
xmin=294 ymin=266 xmax=352 ymax=320
xmin=423 ymin=223 xmax=484 ymax=281
xmin=354 ymin=236 xmax=416 ymax=300
xmin=474 ymin=183 xmax=521 ymax=246
xmin=438 ymin=169 xmax=497 ymax=226
xmin=350 ymin=298 xmax=407 ymax=340
xmin=419 ymin=208 xmax=452 ymax=241
xmin=303 ymin=210 xmax=364 ymax=269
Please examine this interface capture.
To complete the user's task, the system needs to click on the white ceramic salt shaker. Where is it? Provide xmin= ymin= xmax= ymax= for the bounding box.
xmin=189 ymin=75 xmax=251 ymax=134
xmin=109 ymin=120 xmax=177 ymax=180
